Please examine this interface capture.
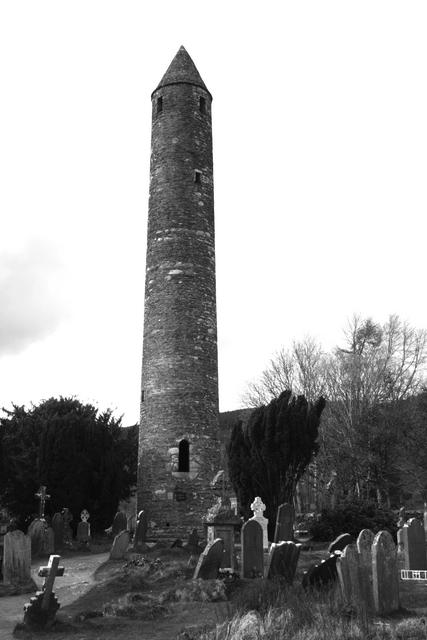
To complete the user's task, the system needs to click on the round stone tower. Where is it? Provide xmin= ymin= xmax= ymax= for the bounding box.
xmin=138 ymin=47 xmax=220 ymax=538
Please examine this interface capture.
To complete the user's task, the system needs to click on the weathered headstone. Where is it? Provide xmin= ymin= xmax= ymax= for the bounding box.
xmin=328 ymin=532 xmax=354 ymax=555
xmin=250 ymin=497 xmax=269 ymax=549
xmin=62 ymin=508 xmax=73 ymax=545
xmin=372 ymin=530 xmax=399 ymax=615
xmin=133 ymin=509 xmax=148 ymax=551
xmin=127 ymin=513 xmax=136 ymax=535
xmin=42 ymin=527 xmax=55 ymax=555
xmin=193 ymin=538 xmax=224 ymax=580
xmin=183 ymin=528 xmax=202 ymax=553
xmin=23 ymin=554 xmax=64 ymax=629
xmin=274 ymin=503 xmax=294 ymax=544
xmin=357 ymin=528 xmax=375 ymax=611
xmin=397 ymin=517 xmax=427 ymax=570
xmin=76 ymin=510 xmax=91 ymax=545
xmin=337 ymin=543 xmax=360 ymax=604
xmin=214 ymin=524 xmax=235 ymax=568
xmin=266 ymin=540 xmax=301 ymax=583
xmin=112 ymin=510 xmax=128 ymax=537
xmin=2 ymin=530 xmax=32 ymax=585
xmin=397 ymin=506 xmax=406 ymax=529
xmin=27 ymin=518 xmax=46 ymax=557
xmin=241 ymin=520 xmax=264 ymax=579
xmin=302 ymin=553 xmax=339 ymax=589
xmin=51 ymin=513 xmax=64 ymax=553
xmin=110 ymin=530 xmax=130 ymax=560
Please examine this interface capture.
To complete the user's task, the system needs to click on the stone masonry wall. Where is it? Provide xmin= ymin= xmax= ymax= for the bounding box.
xmin=137 ymin=80 xmax=220 ymax=538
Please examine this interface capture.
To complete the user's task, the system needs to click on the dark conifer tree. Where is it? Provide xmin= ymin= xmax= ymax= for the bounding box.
xmin=227 ymin=390 xmax=325 ymax=538
xmin=0 ymin=397 xmax=137 ymax=531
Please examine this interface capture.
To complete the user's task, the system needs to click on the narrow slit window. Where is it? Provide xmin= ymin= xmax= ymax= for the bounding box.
xmin=194 ymin=170 xmax=201 ymax=184
xmin=157 ymin=96 xmax=163 ymax=114
xmin=178 ymin=439 xmax=190 ymax=472
xmin=199 ymin=96 xmax=206 ymax=113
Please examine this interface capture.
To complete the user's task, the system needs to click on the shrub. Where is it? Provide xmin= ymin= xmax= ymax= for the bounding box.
xmin=309 ymin=501 xmax=397 ymax=541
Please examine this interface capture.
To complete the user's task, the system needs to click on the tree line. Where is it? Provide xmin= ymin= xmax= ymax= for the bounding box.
xmin=0 ymin=397 xmax=138 ymax=531
xmin=237 ymin=314 xmax=427 ymax=510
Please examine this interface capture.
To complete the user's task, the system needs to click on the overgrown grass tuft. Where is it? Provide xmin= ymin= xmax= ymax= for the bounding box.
xmin=194 ymin=580 xmax=427 ymax=640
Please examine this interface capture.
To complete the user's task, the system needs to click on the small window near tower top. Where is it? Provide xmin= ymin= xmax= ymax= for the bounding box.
xmin=199 ymin=96 xmax=206 ymax=113
xmin=157 ymin=96 xmax=163 ymax=114
xmin=141 ymin=390 xmax=145 ymax=402
xmin=178 ymin=439 xmax=190 ymax=472
xmin=194 ymin=170 xmax=201 ymax=184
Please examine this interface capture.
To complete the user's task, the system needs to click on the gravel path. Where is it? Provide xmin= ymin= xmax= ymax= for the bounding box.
xmin=0 ymin=552 xmax=109 ymax=640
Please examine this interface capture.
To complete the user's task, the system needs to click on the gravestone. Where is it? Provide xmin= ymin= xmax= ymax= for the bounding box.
xmin=27 ymin=518 xmax=46 ymax=557
xmin=193 ymin=538 xmax=224 ymax=580
xmin=110 ymin=530 xmax=130 ymax=560
xmin=372 ymin=530 xmax=399 ymax=615
xmin=183 ymin=528 xmax=202 ymax=553
xmin=51 ymin=513 xmax=64 ymax=553
xmin=337 ymin=543 xmax=360 ymax=604
xmin=2 ymin=530 xmax=32 ymax=585
xmin=357 ymin=528 xmax=375 ymax=611
xmin=302 ymin=553 xmax=339 ymax=589
xmin=42 ymin=527 xmax=54 ymax=555
xmin=112 ymin=511 xmax=128 ymax=538
xmin=266 ymin=540 xmax=301 ymax=583
xmin=397 ymin=506 xmax=406 ymax=529
xmin=241 ymin=520 xmax=264 ymax=579
xmin=397 ymin=518 xmax=427 ymax=570
xmin=62 ymin=508 xmax=73 ymax=546
xmin=249 ymin=497 xmax=269 ymax=549
xmin=328 ymin=532 xmax=354 ymax=554
xmin=133 ymin=510 xmax=148 ymax=552
xmin=76 ymin=510 xmax=91 ymax=545
xmin=127 ymin=513 xmax=136 ymax=535
xmin=274 ymin=503 xmax=294 ymax=543
xmin=23 ymin=554 xmax=64 ymax=630
xmin=34 ymin=486 xmax=50 ymax=519
xmin=214 ymin=524 xmax=235 ymax=569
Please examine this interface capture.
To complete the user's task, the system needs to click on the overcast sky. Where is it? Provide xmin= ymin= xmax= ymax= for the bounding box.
xmin=1 ymin=1 xmax=426 ymax=425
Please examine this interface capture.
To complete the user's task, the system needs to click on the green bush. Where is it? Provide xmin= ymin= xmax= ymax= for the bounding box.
xmin=309 ymin=501 xmax=397 ymax=541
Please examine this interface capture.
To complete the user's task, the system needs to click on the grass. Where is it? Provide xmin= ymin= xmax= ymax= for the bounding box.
xmin=193 ymin=579 xmax=427 ymax=640
xmin=13 ymin=546 xmax=427 ymax=640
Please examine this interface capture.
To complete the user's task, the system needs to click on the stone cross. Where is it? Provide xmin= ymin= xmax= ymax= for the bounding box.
xmin=35 ymin=486 xmax=50 ymax=519
xmin=250 ymin=497 xmax=269 ymax=549
xmin=38 ymin=555 xmax=65 ymax=610
xmin=77 ymin=510 xmax=91 ymax=544
xmin=80 ymin=509 xmax=90 ymax=523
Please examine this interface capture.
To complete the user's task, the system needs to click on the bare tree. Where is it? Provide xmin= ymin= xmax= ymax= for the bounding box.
xmin=243 ymin=315 xmax=427 ymax=507
xmin=243 ymin=336 xmax=327 ymax=407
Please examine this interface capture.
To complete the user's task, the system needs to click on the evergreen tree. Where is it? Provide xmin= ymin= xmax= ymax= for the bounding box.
xmin=0 ymin=397 xmax=137 ymax=531
xmin=227 ymin=390 xmax=325 ymax=538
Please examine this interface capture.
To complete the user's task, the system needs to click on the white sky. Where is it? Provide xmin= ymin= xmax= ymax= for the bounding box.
xmin=1 ymin=1 xmax=426 ymax=425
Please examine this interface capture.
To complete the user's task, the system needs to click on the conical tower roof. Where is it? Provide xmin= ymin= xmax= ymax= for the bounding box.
xmin=153 ymin=46 xmax=211 ymax=97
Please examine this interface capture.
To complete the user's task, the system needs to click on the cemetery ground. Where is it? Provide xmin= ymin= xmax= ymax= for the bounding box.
xmin=6 ymin=543 xmax=427 ymax=640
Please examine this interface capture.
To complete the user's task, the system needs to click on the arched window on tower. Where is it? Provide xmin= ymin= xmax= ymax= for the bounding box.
xmin=199 ymin=96 xmax=206 ymax=113
xmin=156 ymin=96 xmax=163 ymax=114
xmin=178 ymin=439 xmax=190 ymax=472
